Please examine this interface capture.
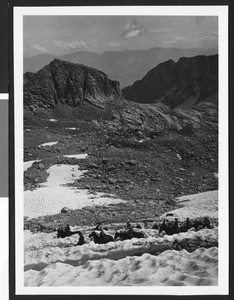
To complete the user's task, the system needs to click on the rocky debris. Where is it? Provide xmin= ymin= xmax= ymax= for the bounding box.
xmin=37 ymin=163 xmax=45 ymax=170
xmin=23 ymin=77 xmax=218 ymax=230
xmin=24 ymin=59 xmax=121 ymax=111
xmin=122 ymin=55 xmax=218 ymax=109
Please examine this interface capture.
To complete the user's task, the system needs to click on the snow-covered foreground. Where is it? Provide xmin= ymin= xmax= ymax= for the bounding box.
xmin=24 ymin=152 xmax=219 ymax=287
xmin=25 ymin=247 xmax=218 ymax=286
xmin=24 ymin=163 xmax=125 ymax=218
xmin=24 ymin=227 xmax=218 ymax=286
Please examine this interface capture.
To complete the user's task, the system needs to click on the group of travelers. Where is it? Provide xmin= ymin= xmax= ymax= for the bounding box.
xmin=57 ymin=216 xmax=212 ymax=244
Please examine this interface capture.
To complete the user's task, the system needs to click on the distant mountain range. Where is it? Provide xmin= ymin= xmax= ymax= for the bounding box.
xmin=122 ymin=54 xmax=218 ymax=109
xmin=24 ymin=47 xmax=218 ymax=88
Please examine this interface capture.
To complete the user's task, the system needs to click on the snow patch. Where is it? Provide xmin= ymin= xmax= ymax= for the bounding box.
xmin=24 ymin=160 xmax=42 ymax=172
xmin=63 ymin=154 xmax=88 ymax=159
xmin=39 ymin=141 xmax=58 ymax=147
xmin=24 ymin=164 xmax=125 ymax=218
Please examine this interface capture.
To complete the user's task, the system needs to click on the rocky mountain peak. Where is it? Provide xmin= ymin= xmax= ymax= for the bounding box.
xmin=24 ymin=59 xmax=121 ymax=111
xmin=122 ymin=54 xmax=218 ymax=109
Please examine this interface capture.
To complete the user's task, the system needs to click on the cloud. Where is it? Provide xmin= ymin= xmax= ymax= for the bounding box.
xmin=31 ymin=44 xmax=48 ymax=53
xmin=24 ymin=43 xmax=48 ymax=56
xmin=122 ymin=19 xmax=146 ymax=39
xmin=149 ymin=28 xmax=169 ymax=34
xmin=175 ymin=36 xmax=190 ymax=42
xmin=105 ymin=41 xmax=124 ymax=48
xmin=53 ymin=40 xmax=87 ymax=50
xmin=163 ymin=36 xmax=189 ymax=45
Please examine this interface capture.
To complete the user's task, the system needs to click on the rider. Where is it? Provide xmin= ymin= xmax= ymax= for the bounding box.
xmin=76 ymin=232 xmax=85 ymax=246
xmin=99 ymin=228 xmax=106 ymax=237
xmin=94 ymin=221 xmax=103 ymax=231
xmin=126 ymin=219 xmax=134 ymax=237
xmin=65 ymin=224 xmax=71 ymax=234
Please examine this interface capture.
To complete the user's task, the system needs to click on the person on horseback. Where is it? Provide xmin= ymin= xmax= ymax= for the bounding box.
xmin=65 ymin=224 xmax=71 ymax=234
xmin=126 ymin=220 xmax=133 ymax=237
xmin=76 ymin=231 xmax=85 ymax=246
xmin=94 ymin=221 xmax=103 ymax=231
xmin=99 ymin=228 xmax=106 ymax=237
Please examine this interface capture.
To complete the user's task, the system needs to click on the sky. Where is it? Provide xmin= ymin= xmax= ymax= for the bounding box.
xmin=23 ymin=16 xmax=218 ymax=57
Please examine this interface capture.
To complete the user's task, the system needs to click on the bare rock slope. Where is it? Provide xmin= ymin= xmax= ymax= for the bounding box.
xmin=24 ymin=59 xmax=121 ymax=111
xmin=122 ymin=55 xmax=218 ymax=109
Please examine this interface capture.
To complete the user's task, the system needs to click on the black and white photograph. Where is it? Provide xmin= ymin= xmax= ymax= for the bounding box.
xmin=13 ymin=5 xmax=229 ymax=295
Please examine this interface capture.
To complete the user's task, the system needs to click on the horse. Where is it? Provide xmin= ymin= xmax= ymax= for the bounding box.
xmin=89 ymin=231 xmax=114 ymax=244
xmin=114 ymin=230 xmax=145 ymax=241
xmin=159 ymin=219 xmax=179 ymax=235
xmin=57 ymin=228 xmax=82 ymax=239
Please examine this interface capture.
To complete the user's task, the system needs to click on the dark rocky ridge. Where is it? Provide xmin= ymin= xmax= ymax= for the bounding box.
xmin=24 ymin=59 xmax=121 ymax=111
xmin=24 ymin=58 xmax=218 ymax=137
xmin=24 ymin=47 xmax=218 ymax=88
xmin=122 ymin=55 xmax=218 ymax=109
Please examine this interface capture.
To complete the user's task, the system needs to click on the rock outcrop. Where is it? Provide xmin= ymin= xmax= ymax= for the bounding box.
xmin=24 ymin=59 xmax=121 ymax=111
xmin=122 ymin=55 xmax=218 ymax=109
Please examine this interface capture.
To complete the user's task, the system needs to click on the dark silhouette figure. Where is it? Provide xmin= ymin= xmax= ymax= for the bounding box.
xmin=159 ymin=219 xmax=179 ymax=235
xmin=204 ymin=217 xmax=211 ymax=229
xmin=152 ymin=222 xmax=159 ymax=230
xmin=76 ymin=231 xmax=85 ymax=246
xmin=57 ymin=227 xmax=81 ymax=238
xmin=89 ymin=231 xmax=114 ymax=244
xmin=65 ymin=224 xmax=71 ymax=234
xmin=180 ymin=217 xmax=191 ymax=233
xmin=114 ymin=230 xmax=144 ymax=241
xmin=135 ymin=224 xmax=142 ymax=229
xmin=159 ymin=219 xmax=166 ymax=234
xmin=173 ymin=218 xmax=179 ymax=234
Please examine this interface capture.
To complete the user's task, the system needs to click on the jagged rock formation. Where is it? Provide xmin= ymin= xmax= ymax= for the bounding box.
xmin=122 ymin=55 xmax=218 ymax=109
xmin=24 ymin=59 xmax=121 ymax=111
xmin=24 ymin=58 xmax=218 ymax=136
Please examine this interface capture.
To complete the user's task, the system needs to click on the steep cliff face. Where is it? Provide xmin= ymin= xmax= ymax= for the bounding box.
xmin=24 ymin=59 xmax=121 ymax=111
xmin=122 ymin=55 xmax=218 ymax=109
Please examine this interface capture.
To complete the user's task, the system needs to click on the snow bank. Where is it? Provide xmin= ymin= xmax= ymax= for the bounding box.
xmin=24 ymin=246 xmax=218 ymax=286
xmin=24 ymin=164 xmax=125 ymax=218
xmin=39 ymin=141 xmax=58 ymax=147
xmin=24 ymin=160 xmax=42 ymax=172
xmin=161 ymin=190 xmax=218 ymax=220
xmin=24 ymin=227 xmax=218 ymax=270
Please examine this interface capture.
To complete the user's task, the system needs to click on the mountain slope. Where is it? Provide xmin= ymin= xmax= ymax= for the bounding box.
xmin=24 ymin=59 xmax=121 ymax=111
xmin=24 ymin=59 xmax=218 ymax=137
xmin=122 ymin=55 xmax=218 ymax=109
xmin=24 ymin=47 xmax=218 ymax=88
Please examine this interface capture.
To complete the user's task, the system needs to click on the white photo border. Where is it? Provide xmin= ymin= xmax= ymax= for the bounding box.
xmin=14 ymin=5 xmax=229 ymax=295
